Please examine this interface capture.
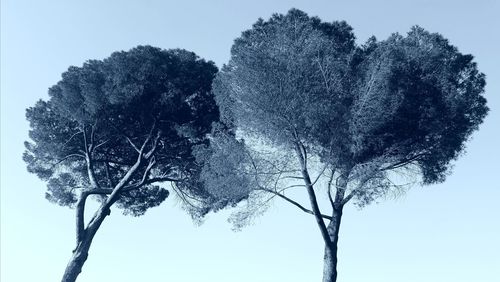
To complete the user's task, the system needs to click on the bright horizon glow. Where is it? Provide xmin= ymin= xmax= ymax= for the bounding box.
xmin=1 ymin=1 xmax=499 ymax=282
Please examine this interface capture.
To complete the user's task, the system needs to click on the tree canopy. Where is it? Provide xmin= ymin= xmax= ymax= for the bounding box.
xmin=24 ymin=45 xmax=223 ymax=217
xmin=211 ymin=9 xmax=488 ymax=207
xmin=202 ymin=9 xmax=488 ymax=282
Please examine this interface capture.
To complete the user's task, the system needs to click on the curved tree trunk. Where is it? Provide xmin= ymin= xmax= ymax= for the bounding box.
xmin=322 ymin=207 xmax=343 ymax=282
xmin=61 ymin=124 xmax=152 ymax=282
xmin=61 ymin=204 xmax=111 ymax=282
xmin=61 ymin=235 xmax=93 ymax=282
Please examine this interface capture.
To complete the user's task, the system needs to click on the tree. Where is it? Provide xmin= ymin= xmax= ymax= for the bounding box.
xmin=23 ymin=46 xmax=227 ymax=282
xmin=201 ymin=9 xmax=488 ymax=282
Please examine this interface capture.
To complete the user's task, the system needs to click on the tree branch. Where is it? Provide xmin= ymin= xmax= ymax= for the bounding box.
xmin=341 ymin=189 xmax=356 ymax=206
xmin=294 ymin=141 xmax=332 ymax=246
xmin=300 ymin=142 xmax=307 ymax=169
xmin=84 ymin=121 xmax=164 ymax=240
xmin=62 ymin=130 xmax=83 ymax=149
xmin=170 ymin=182 xmax=205 ymax=210
xmin=117 ymin=157 xmax=157 ymax=192
xmin=94 ymin=158 xmax=135 ymax=166
xmin=120 ymin=176 xmax=184 ymax=193
xmin=316 ymin=54 xmax=331 ymax=94
xmin=341 ymin=171 xmax=375 ymax=205
xmin=257 ymin=187 xmax=332 ymax=220
xmin=93 ymin=139 xmax=110 ymax=151
xmin=125 ymin=136 xmax=141 ymax=153
xmin=381 ymin=153 xmax=426 ymax=171
xmin=311 ymin=164 xmax=329 ymax=186
xmin=144 ymin=130 xmax=162 ymax=159
xmin=138 ymin=120 xmax=158 ymax=156
xmin=104 ymin=162 xmax=115 ymax=188
xmin=333 ymin=171 xmax=350 ymax=207
xmin=85 ymin=157 xmax=100 ymax=189
xmin=327 ymin=169 xmax=335 ymax=208
xmin=54 ymin=153 xmax=86 ymax=166
xmin=75 ymin=192 xmax=89 ymax=245
xmin=81 ymin=123 xmax=101 ymax=190
xmin=82 ymin=126 xmax=89 ymax=154
xmin=282 ymin=176 xmax=305 ymax=180
xmin=78 ymin=175 xmax=182 ymax=198
xmin=89 ymin=123 xmax=97 ymax=153
xmin=86 ymin=188 xmax=114 ymax=195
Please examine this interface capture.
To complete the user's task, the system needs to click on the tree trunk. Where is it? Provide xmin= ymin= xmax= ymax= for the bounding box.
xmin=322 ymin=246 xmax=338 ymax=282
xmin=60 ymin=131 xmax=147 ymax=282
xmin=61 ymin=205 xmax=111 ymax=282
xmin=61 ymin=235 xmax=92 ymax=282
xmin=322 ymin=207 xmax=343 ymax=282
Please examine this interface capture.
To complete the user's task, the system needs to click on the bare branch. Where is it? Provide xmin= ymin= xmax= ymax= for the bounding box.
xmin=327 ymin=169 xmax=335 ymax=208
xmin=138 ymin=120 xmax=158 ymax=156
xmin=282 ymin=176 xmax=304 ymax=180
xmin=294 ymin=142 xmax=332 ymax=245
xmin=341 ymin=171 xmax=377 ymax=205
xmin=104 ymin=162 xmax=115 ymax=188
xmin=93 ymin=139 xmax=110 ymax=151
xmin=85 ymin=157 xmax=100 ymax=190
xmin=144 ymin=130 xmax=162 ymax=159
xmin=119 ymin=157 xmax=158 ymax=192
xmin=300 ymin=142 xmax=307 ymax=169
xmin=75 ymin=192 xmax=89 ymax=244
xmin=89 ymin=123 xmax=97 ymax=152
xmin=316 ymin=54 xmax=331 ymax=94
xmin=62 ymin=130 xmax=83 ymax=149
xmin=125 ymin=136 xmax=141 ymax=153
xmin=381 ymin=153 xmax=426 ymax=171
xmin=142 ymin=157 xmax=156 ymax=182
xmin=333 ymin=170 xmax=352 ymax=206
xmin=78 ymin=175 xmax=181 ymax=198
xmin=257 ymin=187 xmax=332 ymax=220
xmin=54 ymin=153 xmax=86 ymax=166
xmin=341 ymin=188 xmax=356 ymax=206
xmin=170 ymin=182 xmax=206 ymax=210
xmin=311 ymin=164 xmax=329 ymax=186
xmin=279 ymin=184 xmax=306 ymax=190
xmin=82 ymin=126 xmax=89 ymax=153
xmin=86 ymin=188 xmax=114 ymax=195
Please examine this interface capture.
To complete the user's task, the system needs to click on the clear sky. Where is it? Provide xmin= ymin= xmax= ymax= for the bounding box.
xmin=1 ymin=1 xmax=499 ymax=281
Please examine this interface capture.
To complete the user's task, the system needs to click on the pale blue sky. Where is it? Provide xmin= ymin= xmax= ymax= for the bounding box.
xmin=1 ymin=1 xmax=499 ymax=281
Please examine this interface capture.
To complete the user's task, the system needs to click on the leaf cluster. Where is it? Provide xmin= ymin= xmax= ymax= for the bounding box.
xmin=211 ymin=9 xmax=488 ymax=208
xmin=24 ymin=46 xmax=222 ymax=216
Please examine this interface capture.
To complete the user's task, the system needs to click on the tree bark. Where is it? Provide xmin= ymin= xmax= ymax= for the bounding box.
xmin=322 ymin=207 xmax=343 ymax=282
xmin=61 ymin=203 xmax=111 ymax=282
xmin=61 ymin=233 xmax=92 ymax=282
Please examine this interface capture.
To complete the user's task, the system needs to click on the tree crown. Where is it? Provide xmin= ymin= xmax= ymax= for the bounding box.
xmin=211 ymin=9 xmax=488 ymax=210
xmin=24 ymin=45 xmax=223 ymax=216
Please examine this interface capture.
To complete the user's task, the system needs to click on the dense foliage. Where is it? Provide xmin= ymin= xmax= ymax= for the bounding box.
xmin=211 ymin=9 xmax=488 ymax=208
xmin=24 ymin=46 xmax=222 ymax=216
xmin=205 ymin=10 xmax=488 ymax=282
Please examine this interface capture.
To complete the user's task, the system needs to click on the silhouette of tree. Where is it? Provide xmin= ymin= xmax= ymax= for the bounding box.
xmin=202 ymin=9 xmax=488 ymax=282
xmin=24 ymin=46 xmax=224 ymax=282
